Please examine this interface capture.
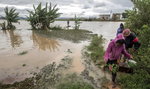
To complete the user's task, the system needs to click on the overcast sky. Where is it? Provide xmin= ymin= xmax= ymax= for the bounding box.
xmin=0 ymin=0 xmax=133 ymax=18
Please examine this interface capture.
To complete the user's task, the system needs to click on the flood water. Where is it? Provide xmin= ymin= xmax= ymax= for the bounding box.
xmin=0 ymin=20 xmax=122 ymax=84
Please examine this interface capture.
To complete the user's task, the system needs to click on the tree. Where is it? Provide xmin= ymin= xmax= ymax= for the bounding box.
xmin=27 ymin=3 xmax=61 ymax=30
xmin=4 ymin=7 xmax=19 ymax=29
xmin=74 ymin=15 xmax=81 ymax=30
xmin=119 ymin=0 xmax=150 ymax=89
xmin=126 ymin=0 xmax=150 ymax=29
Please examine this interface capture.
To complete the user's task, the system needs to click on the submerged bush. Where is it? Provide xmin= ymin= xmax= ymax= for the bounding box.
xmin=18 ymin=51 xmax=28 ymax=55
xmin=4 ymin=7 xmax=19 ymax=29
xmin=27 ymin=3 xmax=61 ymax=30
xmin=50 ymin=25 xmax=64 ymax=30
xmin=33 ymin=29 xmax=93 ymax=43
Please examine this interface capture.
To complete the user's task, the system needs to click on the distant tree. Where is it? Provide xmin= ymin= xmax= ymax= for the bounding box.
xmin=27 ymin=3 xmax=61 ymax=30
xmin=4 ymin=7 xmax=19 ymax=29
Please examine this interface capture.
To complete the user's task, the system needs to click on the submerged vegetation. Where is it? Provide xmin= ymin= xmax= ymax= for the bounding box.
xmin=2 ymin=7 xmax=19 ymax=30
xmin=33 ymin=29 xmax=93 ymax=43
xmin=18 ymin=51 xmax=28 ymax=55
xmin=27 ymin=3 xmax=61 ymax=30
xmin=118 ymin=0 xmax=150 ymax=89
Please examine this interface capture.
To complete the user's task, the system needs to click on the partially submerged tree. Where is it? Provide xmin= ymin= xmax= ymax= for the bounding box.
xmin=74 ymin=15 xmax=81 ymax=30
xmin=4 ymin=7 xmax=19 ymax=29
xmin=27 ymin=3 xmax=61 ymax=30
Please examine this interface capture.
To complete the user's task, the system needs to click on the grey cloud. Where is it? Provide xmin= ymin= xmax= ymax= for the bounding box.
xmin=82 ymin=5 xmax=91 ymax=9
xmin=93 ymin=8 xmax=109 ymax=13
xmin=107 ymin=0 xmax=133 ymax=7
xmin=0 ymin=0 xmax=133 ymax=17
xmin=94 ymin=2 xmax=106 ymax=8
xmin=0 ymin=0 xmax=74 ymax=6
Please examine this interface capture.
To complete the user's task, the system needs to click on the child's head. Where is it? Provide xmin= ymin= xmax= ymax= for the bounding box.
xmin=116 ymin=39 xmax=125 ymax=46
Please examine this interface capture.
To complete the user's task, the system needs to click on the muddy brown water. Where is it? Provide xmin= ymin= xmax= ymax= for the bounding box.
xmin=0 ymin=20 xmax=123 ymax=84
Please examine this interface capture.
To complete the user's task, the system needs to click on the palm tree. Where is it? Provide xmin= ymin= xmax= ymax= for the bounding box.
xmin=4 ymin=7 xmax=19 ymax=29
xmin=27 ymin=3 xmax=61 ymax=30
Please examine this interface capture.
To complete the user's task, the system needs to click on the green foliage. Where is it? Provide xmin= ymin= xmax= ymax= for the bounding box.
xmin=133 ymin=25 xmax=150 ymax=71
xmin=119 ymin=0 xmax=150 ymax=88
xmin=121 ymin=25 xmax=150 ymax=88
xmin=125 ymin=0 xmax=150 ymax=29
xmin=120 ymin=23 xmax=150 ymax=89
xmin=74 ymin=15 xmax=82 ymax=30
xmin=27 ymin=3 xmax=61 ymax=30
xmin=119 ymin=70 xmax=150 ymax=89
xmin=105 ymin=64 xmax=119 ymax=73
xmin=86 ymin=35 xmax=105 ymax=64
xmin=122 ymin=12 xmax=128 ymax=19
xmin=4 ymin=7 xmax=19 ymax=29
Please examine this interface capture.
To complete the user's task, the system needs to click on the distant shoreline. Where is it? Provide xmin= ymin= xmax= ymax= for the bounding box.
xmin=0 ymin=19 xmax=125 ymax=22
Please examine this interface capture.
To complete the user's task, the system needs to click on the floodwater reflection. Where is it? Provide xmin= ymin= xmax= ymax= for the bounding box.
xmin=3 ymin=30 xmax=23 ymax=48
xmin=32 ymin=31 xmax=61 ymax=52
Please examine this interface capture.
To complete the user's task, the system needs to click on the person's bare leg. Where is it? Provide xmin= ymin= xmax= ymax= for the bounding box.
xmin=112 ymin=72 xmax=117 ymax=88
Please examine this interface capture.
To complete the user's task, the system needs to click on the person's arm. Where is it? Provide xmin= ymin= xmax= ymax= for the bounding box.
xmin=122 ymin=45 xmax=132 ymax=59
xmin=130 ymin=33 xmax=141 ymax=50
xmin=133 ymin=37 xmax=141 ymax=50
xmin=104 ymin=42 xmax=112 ymax=62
